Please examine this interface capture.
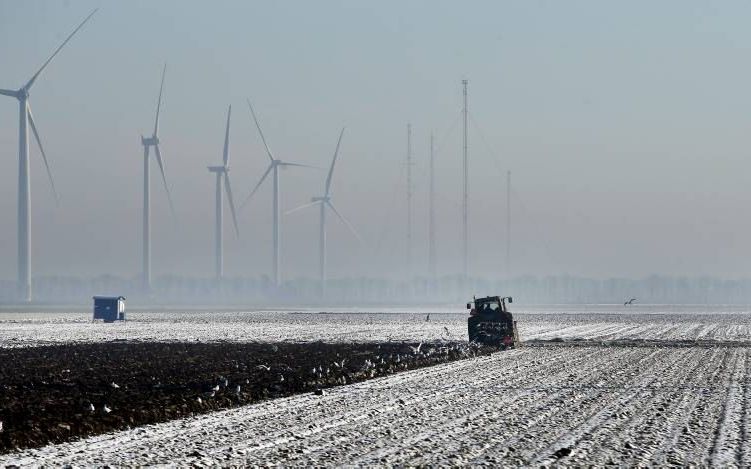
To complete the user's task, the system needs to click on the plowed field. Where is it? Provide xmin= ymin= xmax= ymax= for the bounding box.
xmin=2 ymin=307 xmax=750 ymax=465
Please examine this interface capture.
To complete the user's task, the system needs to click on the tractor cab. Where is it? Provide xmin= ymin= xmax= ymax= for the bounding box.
xmin=467 ymin=296 xmax=519 ymax=349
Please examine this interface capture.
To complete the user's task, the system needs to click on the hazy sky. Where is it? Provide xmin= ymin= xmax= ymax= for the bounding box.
xmin=1 ymin=0 xmax=751 ymax=281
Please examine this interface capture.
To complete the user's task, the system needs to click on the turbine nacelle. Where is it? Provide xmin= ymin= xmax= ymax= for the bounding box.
xmin=208 ymin=165 xmax=228 ymax=173
xmin=141 ymin=135 xmax=159 ymax=146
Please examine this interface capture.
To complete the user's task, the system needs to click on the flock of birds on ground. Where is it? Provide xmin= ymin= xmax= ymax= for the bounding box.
xmin=78 ymin=340 xmax=480 ymax=418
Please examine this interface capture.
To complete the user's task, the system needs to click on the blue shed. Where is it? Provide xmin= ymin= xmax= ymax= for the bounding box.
xmin=93 ymin=296 xmax=126 ymax=322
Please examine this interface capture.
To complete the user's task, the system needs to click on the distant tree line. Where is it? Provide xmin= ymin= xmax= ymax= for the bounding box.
xmin=2 ymin=274 xmax=751 ymax=306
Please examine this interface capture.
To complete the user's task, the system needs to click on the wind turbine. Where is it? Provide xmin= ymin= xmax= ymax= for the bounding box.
xmin=241 ymin=99 xmax=318 ymax=287
xmin=207 ymin=105 xmax=240 ymax=281
xmin=0 ymin=9 xmax=97 ymax=302
xmin=286 ymin=128 xmax=360 ymax=296
xmin=140 ymin=64 xmax=176 ymax=293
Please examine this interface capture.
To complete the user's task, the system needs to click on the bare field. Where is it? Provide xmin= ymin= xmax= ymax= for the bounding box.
xmin=2 ymin=305 xmax=751 ymax=347
xmin=1 ymin=306 xmax=751 ymax=465
xmin=4 ymin=343 xmax=750 ymax=466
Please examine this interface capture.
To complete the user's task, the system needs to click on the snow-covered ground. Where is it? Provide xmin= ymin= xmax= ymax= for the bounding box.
xmin=1 ymin=305 xmax=751 ymax=347
xmin=2 ymin=306 xmax=751 ymax=465
xmin=4 ymin=343 xmax=749 ymax=466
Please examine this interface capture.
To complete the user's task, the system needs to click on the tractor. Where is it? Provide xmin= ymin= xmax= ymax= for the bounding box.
xmin=467 ymin=296 xmax=520 ymax=349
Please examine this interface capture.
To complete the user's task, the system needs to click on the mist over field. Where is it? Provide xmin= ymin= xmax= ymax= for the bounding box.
xmin=2 ymin=0 xmax=751 ymax=304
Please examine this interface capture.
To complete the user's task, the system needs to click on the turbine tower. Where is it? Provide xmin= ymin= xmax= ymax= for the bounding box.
xmin=208 ymin=105 xmax=240 ymax=281
xmin=242 ymin=99 xmax=317 ymax=287
xmin=0 ymin=9 xmax=97 ymax=302
xmin=141 ymin=64 xmax=177 ymax=293
xmin=286 ymin=128 xmax=360 ymax=296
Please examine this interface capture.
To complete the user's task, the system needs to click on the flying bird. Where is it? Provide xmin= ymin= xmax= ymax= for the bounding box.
xmin=624 ymin=298 xmax=637 ymax=305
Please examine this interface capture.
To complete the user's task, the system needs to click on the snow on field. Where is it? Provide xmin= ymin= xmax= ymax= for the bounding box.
xmin=1 ymin=305 xmax=751 ymax=347
xmin=0 ymin=309 xmax=465 ymax=346
xmin=4 ymin=343 xmax=750 ymax=466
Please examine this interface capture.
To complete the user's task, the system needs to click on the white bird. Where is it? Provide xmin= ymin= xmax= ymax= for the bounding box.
xmin=256 ymin=364 xmax=271 ymax=371
xmin=235 ymin=385 xmax=241 ymax=395
xmin=278 ymin=374 xmax=285 ymax=382
xmin=103 ymin=405 xmax=111 ymax=414
xmin=1 ymin=421 xmax=4 ymax=433
xmin=110 ymin=382 xmax=120 ymax=389
xmin=88 ymin=403 xmax=95 ymax=413
xmin=196 ymin=397 xmax=202 ymax=404
xmin=212 ymin=385 xmax=220 ymax=392
xmin=410 ymin=342 xmax=423 ymax=354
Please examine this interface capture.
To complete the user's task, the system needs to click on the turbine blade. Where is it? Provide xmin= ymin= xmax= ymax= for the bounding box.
xmin=324 ymin=127 xmax=345 ymax=196
xmin=0 ymin=89 xmax=18 ymax=97
xmin=284 ymin=200 xmax=320 ymax=216
xmin=224 ymin=173 xmax=240 ymax=237
xmin=279 ymin=162 xmax=322 ymax=170
xmin=246 ymin=98 xmax=274 ymax=162
xmin=327 ymin=201 xmax=362 ymax=243
xmin=24 ymin=9 xmax=98 ymax=91
xmin=27 ymin=103 xmax=59 ymax=205
xmin=154 ymin=144 xmax=177 ymax=218
xmin=153 ymin=62 xmax=167 ymax=137
xmin=240 ymin=163 xmax=273 ymax=210
xmin=223 ymin=104 xmax=231 ymax=166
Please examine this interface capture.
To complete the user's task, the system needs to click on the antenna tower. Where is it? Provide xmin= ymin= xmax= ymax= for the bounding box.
xmin=406 ymin=123 xmax=413 ymax=273
xmin=429 ymin=132 xmax=436 ymax=277
xmin=462 ymin=79 xmax=469 ymax=279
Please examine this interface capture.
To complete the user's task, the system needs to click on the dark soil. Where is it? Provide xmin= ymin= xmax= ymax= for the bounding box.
xmin=0 ymin=341 xmax=492 ymax=453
